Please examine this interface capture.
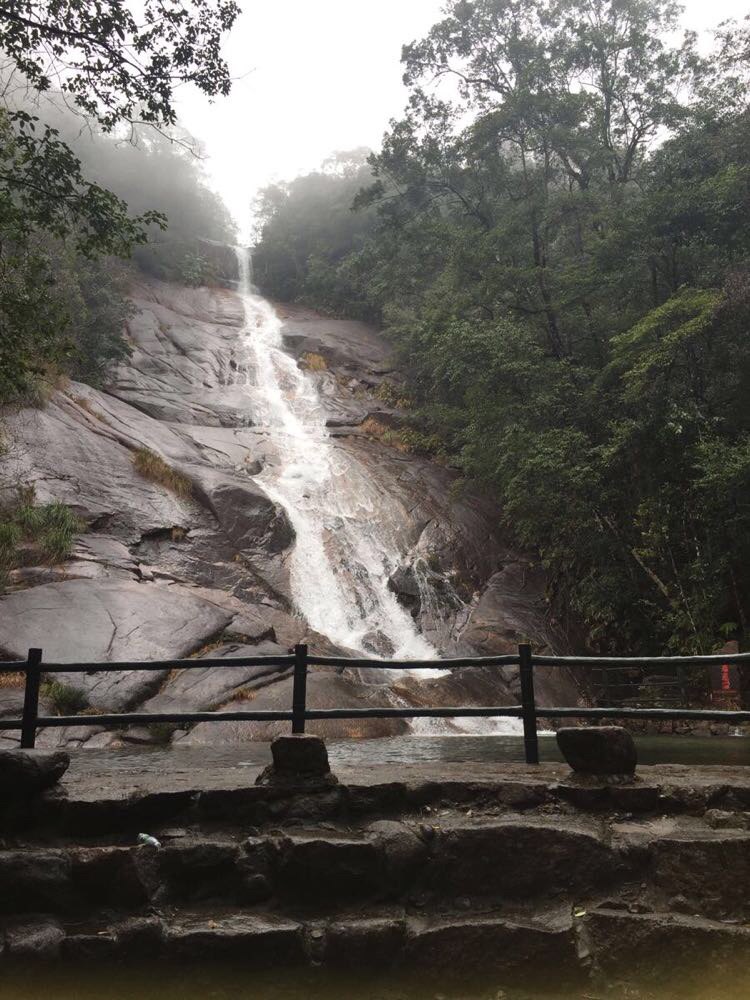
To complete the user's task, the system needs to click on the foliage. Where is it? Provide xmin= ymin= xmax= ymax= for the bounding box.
xmin=132 ymin=448 xmax=193 ymax=497
xmin=0 ymin=0 xmax=238 ymax=131
xmin=253 ymin=1 xmax=750 ymax=659
xmin=253 ymin=149 xmax=379 ymax=319
xmin=178 ymin=251 xmax=219 ymax=288
xmin=42 ymin=680 xmax=89 ymax=716
xmin=0 ymin=491 xmax=82 ymax=589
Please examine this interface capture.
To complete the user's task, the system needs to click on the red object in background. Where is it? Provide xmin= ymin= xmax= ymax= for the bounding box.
xmin=710 ymin=660 xmax=739 ymax=698
xmin=722 ymin=663 xmax=732 ymax=691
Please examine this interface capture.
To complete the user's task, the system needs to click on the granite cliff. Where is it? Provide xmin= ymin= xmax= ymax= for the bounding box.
xmin=0 ymin=276 xmax=579 ymax=746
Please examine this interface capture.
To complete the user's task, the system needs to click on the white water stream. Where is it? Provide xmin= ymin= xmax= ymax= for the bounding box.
xmin=233 ymin=248 xmax=521 ymax=734
xmin=234 ymin=249 xmax=437 ymax=664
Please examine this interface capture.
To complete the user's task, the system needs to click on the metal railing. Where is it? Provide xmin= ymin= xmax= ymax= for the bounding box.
xmin=2 ymin=644 xmax=750 ymax=764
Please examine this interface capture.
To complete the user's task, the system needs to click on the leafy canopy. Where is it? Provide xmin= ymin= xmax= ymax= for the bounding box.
xmin=253 ymin=1 xmax=750 ymax=659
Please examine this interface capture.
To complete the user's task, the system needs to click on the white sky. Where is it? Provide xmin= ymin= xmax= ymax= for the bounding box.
xmin=174 ymin=0 xmax=749 ymax=239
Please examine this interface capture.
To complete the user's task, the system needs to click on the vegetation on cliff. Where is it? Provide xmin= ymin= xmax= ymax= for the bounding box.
xmin=253 ymin=0 xmax=750 ymax=656
xmin=0 ymin=0 xmax=238 ymax=405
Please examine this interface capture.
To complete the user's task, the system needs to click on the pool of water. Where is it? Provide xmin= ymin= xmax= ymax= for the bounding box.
xmin=72 ymin=733 xmax=750 ymax=775
xmin=326 ymin=733 xmax=750 ymax=768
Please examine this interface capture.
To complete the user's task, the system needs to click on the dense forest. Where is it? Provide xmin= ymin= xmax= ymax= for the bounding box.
xmin=254 ymin=0 xmax=750 ymax=657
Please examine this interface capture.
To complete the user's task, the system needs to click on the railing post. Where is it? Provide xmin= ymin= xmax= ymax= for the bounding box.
xmin=292 ymin=643 xmax=308 ymax=734
xmin=519 ymin=643 xmax=539 ymax=764
xmin=21 ymin=647 xmax=43 ymax=750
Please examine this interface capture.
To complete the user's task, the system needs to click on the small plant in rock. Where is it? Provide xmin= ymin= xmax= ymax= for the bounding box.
xmin=0 ymin=489 xmax=82 ymax=589
xmin=37 ymin=503 xmax=81 ymax=561
xmin=43 ymin=681 xmax=89 ymax=716
xmin=374 ymin=380 xmax=412 ymax=409
xmin=301 ymin=352 xmax=327 ymax=372
xmin=0 ymin=671 xmax=24 ymax=689
xmin=132 ymin=448 xmax=192 ymax=498
xmin=233 ymin=687 xmax=258 ymax=702
xmin=0 ymin=521 xmax=21 ymax=567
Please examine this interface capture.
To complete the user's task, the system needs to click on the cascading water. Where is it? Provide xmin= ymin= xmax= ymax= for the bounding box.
xmin=233 ymin=247 xmax=439 ymax=664
xmin=232 ymin=246 xmax=521 ymax=735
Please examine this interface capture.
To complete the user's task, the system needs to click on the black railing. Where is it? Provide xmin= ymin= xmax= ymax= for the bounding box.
xmin=2 ymin=644 xmax=750 ymax=764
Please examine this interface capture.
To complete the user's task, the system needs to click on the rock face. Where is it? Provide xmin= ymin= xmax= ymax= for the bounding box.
xmin=557 ymin=726 xmax=638 ymax=775
xmin=0 ymin=749 xmax=70 ymax=795
xmin=0 ymin=278 xmax=579 ymax=745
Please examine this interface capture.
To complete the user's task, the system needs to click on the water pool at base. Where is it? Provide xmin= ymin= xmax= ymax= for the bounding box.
xmin=82 ymin=734 xmax=750 ymax=773
xmin=327 ymin=732 xmax=750 ymax=768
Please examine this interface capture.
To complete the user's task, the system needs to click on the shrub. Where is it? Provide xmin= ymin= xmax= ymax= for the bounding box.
xmin=132 ymin=448 xmax=192 ymax=497
xmin=179 ymin=251 xmax=218 ymax=288
xmin=0 ymin=493 xmax=81 ymax=587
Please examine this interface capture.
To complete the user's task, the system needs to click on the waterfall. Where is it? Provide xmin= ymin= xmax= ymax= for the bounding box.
xmin=233 ymin=247 xmax=440 ymax=665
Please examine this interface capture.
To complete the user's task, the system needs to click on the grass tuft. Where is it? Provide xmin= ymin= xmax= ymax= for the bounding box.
xmin=360 ymin=417 xmax=413 ymax=453
xmin=0 ymin=493 xmax=81 ymax=590
xmin=133 ymin=448 xmax=192 ymax=498
xmin=0 ymin=671 xmax=24 ymax=689
xmin=42 ymin=680 xmax=90 ymax=716
xmin=301 ymin=352 xmax=328 ymax=372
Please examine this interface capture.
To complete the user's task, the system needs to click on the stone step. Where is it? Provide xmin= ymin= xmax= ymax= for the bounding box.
xmin=0 ymin=816 xmax=620 ymax=917
xmin=3 ymin=906 xmax=583 ymax=986
xmin=13 ymin=758 xmax=750 ymax=847
xmin=6 ymin=904 xmax=750 ymax=987
xmin=4 ymin=816 xmax=750 ymax=923
xmin=582 ymin=907 xmax=750 ymax=982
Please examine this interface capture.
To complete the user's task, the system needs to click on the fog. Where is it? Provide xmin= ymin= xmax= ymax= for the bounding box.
xmin=173 ymin=0 xmax=750 ymax=237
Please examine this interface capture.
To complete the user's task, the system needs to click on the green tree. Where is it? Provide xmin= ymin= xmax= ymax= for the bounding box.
xmin=253 ymin=1 xmax=750 ymax=663
xmin=0 ymin=0 xmax=239 ymax=401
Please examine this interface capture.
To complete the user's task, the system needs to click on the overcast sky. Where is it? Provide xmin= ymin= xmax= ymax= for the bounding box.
xmin=174 ymin=0 xmax=749 ymax=239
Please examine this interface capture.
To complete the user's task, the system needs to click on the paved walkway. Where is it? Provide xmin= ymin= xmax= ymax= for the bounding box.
xmin=59 ymin=745 xmax=750 ymax=804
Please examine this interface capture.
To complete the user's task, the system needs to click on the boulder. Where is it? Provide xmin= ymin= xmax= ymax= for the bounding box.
xmin=557 ymin=726 xmax=637 ymax=775
xmin=0 ymin=749 xmax=70 ymax=795
xmin=271 ymin=733 xmax=331 ymax=777
xmin=256 ymin=733 xmax=337 ymax=788
xmin=388 ymin=564 xmax=421 ymax=612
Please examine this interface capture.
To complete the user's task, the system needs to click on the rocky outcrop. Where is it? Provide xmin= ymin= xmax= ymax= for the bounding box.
xmin=0 ymin=279 xmax=579 ymax=745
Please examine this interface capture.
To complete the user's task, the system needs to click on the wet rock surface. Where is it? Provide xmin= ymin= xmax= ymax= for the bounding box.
xmin=557 ymin=726 xmax=638 ymax=775
xmin=0 ymin=279 xmax=578 ymax=746
xmin=1 ymin=751 xmax=749 ymax=987
xmin=0 ymin=749 xmax=70 ymax=795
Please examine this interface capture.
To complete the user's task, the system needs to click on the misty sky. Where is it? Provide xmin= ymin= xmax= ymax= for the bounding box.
xmin=174 ymin=0 xmax=749 ymax=238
